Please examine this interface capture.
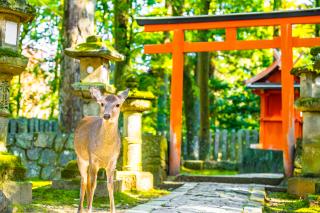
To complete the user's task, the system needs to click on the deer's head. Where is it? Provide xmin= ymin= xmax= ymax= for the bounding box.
xmin=90 ymin=87 xmax=129 ymax=121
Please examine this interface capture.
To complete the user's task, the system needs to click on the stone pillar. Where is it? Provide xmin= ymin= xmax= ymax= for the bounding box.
xmin=116 ymin=90 xmax=155 ymax=191
xmin=288 ymin=48 xmax=320 ymax=198
xmin=123 ymin=112 xmax=143 ymax=171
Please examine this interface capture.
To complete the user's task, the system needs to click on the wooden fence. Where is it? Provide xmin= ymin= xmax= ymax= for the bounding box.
xmin=8 ymin=118 xmax=59 ymax=134
xmin=212 ymin=129 xmax=259 ymax=162
xmin=184 ymin=129 xmax=283 ymax=173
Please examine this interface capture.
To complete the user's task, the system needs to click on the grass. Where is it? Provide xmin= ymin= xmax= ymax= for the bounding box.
xmin=13 ymin=180 xmax=169 ymax=212
xmin=264 ymin=192 xmax=320 ymax=213
xmin=180 ymin=166 xmax=238 ymax=176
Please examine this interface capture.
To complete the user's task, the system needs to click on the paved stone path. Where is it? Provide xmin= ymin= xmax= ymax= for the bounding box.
xmin=125 ymin=183 xmax=265 ymax=213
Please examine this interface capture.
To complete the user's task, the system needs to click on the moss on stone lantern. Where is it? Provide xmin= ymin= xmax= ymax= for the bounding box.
xmin=65 ymin=35 xmax=124 ymax=97
xmin=64 ymin=35 xmax=124 ymax=115
xmin=65 ymin=35 xmax=125 ymax=116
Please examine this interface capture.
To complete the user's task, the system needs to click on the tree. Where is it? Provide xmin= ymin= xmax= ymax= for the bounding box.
xmin=197 ymin=0 xmax=211 ymax=160
xmin=59 ymin=0 xmax=95 ymax=132
xmin=113 ymin=0 xmax=131 ymax=89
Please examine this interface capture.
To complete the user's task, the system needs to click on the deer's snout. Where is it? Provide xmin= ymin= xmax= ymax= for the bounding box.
xmin=103 ymin=114 xmax=111 ymax=120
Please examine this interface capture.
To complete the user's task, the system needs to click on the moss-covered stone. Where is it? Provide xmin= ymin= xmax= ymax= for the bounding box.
xmin=61 ymin=160 xmax=106 ymax=180
xmin=295 ymin=97 xmax=320 ymax=111
xmin=0 ymin=55 xmax=28 ymax=76
xmin=302 ymin=143 xmax=320 ymax=176
xmin=121 ymin=99 xmax=152 ymax=112
xmin=0 ymin=47 xmax=20 ymax=57
xmin=0 ymin=152 xmax=26 ymax=182
xmin=291 ymin=65 xmax=320 ymax=76
xmin=183 ymin=160 xmax=204 ymax=170
xmin=128 ymin=89 xmax=155 ymax=100
xmin=64 ymin=35 xmax=124 ymax=61
xmin=60 ymin=160 xmax=79 ymax=179
xmin=71 ymin=82 xmax=116 ymax=99
xmin=0 ymin=0 xmax=35 ymax=22
xmin=86 ymin=35 xmax=102 ymax=43
xmin=294 ymin=138 xmax=302 ymax=176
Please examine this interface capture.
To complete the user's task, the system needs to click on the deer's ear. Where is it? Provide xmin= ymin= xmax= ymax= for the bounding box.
xmin=90 ymin=87 xmax=103 ymax=101
xmin=118 ymin=88 xmax=130 ymax=103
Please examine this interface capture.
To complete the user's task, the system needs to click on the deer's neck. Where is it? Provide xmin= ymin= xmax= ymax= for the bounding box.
xmin=101 ymin=119 xmax=119 ymax=135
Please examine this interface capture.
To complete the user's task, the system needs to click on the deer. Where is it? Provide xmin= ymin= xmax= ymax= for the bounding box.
xmin=74 ymin=87 xmax=129 ymax=213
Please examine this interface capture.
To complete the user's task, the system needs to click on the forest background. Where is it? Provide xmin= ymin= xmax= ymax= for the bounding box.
xmin=12 ymin=0 xmax=319 ymax=160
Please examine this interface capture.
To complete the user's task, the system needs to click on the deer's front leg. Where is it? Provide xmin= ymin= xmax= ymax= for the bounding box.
xmin=107 ymin=170 xmax=116 ymax=213
xmin=87 ymin=163 xmax=98 ymax=213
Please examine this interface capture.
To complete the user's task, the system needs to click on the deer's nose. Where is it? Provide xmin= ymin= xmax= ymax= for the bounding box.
xmin=103 ymin=114 xmax=111 ymax=120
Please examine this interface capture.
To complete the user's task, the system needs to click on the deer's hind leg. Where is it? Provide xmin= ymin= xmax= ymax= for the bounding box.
xmin=77 ymin=157 xmax=89 ymax=213
xmin=87 ymin=160 xmax=99 ymax=213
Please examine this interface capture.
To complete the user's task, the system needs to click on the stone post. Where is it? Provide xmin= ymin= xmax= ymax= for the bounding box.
xmin=116 ymin=89 xmax=155 ymax=191
xmin=122 ymin=92 xmax=154 ymax=171
xmin=288 ymin=47 xmax=320 ymax=197
xmin=0 ymin=0 xmax=35 ymax=205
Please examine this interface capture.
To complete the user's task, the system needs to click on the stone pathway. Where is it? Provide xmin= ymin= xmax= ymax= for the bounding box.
xmin=125 ymin=183 xmax=265 ymax=213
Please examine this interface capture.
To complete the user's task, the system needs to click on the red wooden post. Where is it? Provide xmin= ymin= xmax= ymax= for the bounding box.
xmin=169 ymin=29 xmax=184 ymax=175
xmin=280 ymin=23 xmax=295 ymax=177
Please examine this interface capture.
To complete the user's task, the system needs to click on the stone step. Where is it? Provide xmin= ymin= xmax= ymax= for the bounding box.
xmin=175 ymin=173 xmax=284 ymax=186
xmin=157 ymin=181 xmax=184 ymax=190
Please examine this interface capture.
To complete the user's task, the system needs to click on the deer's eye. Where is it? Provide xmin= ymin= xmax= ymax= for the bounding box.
xmin=116 ymin=104 xmax=120 ymax=108
xmin=101 ymin=103 xmax=104 ymax=107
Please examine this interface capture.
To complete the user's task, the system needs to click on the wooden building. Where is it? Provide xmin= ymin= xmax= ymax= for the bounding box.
xmin=246 ymin=61 xmax=302 ymax=150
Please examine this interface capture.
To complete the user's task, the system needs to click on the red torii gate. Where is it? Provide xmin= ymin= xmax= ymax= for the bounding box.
xmin=136 ymin=8 xmax=320 ymax=177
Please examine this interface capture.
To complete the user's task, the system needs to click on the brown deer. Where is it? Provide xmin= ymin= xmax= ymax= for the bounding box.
xmin=74 ymin=87 xmax=129 ymax=213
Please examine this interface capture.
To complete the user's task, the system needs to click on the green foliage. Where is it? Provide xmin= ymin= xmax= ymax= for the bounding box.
xmin=9 ymin=0 xmax=318 ymax=135
xmin=264 ymin=192 xmax=320 ymax=213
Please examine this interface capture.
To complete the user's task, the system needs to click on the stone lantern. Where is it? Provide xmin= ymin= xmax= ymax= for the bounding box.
xmin=0 ymin=1 xmax=34 ymax=151
xmin=0 ymin=0 xmax=35 ymax=206
xmin=64 ymin=35 xmax=124 ymax=116
xmin=288 ymin=47 xmax=320 ymax=197
xmin=116 ymin=74 xmax=155 ymax=191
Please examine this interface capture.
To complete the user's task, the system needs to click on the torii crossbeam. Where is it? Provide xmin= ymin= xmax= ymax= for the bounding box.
xmin=136 ymin=8 xmax=320 ymax=177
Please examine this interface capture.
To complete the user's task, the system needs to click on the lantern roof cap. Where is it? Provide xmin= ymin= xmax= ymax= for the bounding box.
xmin=64 ymin=35 xmax=125 ymax=61
xmin=0 ymin=0 xmax=36 ymax=22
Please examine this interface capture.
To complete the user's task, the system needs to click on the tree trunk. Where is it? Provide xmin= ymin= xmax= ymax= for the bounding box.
xmin=114 ymin=0 xmax=131 ymax=89
xmin=59 ymin=0 xmax=95 ymax=132
xmin=197 ymin=51 xmax=210 ymax=160
xmin=197 ymin=0 xmax=211 ymax=160
xmin=273 ymin=0 xmax=281 ymax=37
xmin=184 ymin=57 xmax=199 ymax=159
